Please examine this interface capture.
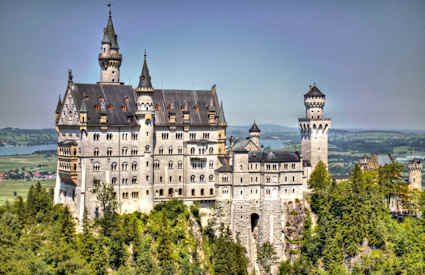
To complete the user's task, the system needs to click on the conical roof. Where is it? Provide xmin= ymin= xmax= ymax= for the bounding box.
xmin=249 ymin=121 xmax=260 ymax=133
xmin=102 ymin=12 xmax=119 ymax=49
xmin=55 ymin=95 xmax=62 ymax=114
xmin=80 ymin=100 xmax=88 ymax=113
xmin=304 ymin=85 xmax=325 ymax=98
xmin=218 ymin=101 xmax=226 ymax=124
xmin=137 ymin=51 xmax=153 ymax=89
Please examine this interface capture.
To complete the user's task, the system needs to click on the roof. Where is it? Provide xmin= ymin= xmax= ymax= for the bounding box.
xmin=248 ymin=150 xmax=300 ymax=163
xmin=66 ymin=83 xmax=137 ymax=126
xmin=232 ymin=138 xmax=250 ymax=152
xmin=152 ymin=89 xmax=220 ymax=126
xmin=102 ymin=14 xmax=119 ymax=49
xmin=137 ymin=52 xmax=153 ymax=89
xmin=304 ymin=85 xmax=325 ymax=98
xmin=249 ymin=121 xmax=260 ymax=133
xmin=216 ymin=156 xmax=233 ymax=172
xmin=55 ymin=96 xmax=62 ymax=114
xmin=218 ymin=101 xmax=226 ymax=124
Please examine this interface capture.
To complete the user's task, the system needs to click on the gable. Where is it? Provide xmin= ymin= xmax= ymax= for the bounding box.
xmin=58 ymin=89 xmax=80 ymax=126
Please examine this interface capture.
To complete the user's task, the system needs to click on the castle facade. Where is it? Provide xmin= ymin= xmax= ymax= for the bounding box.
xmin=54 ymin=9 xmax=331 ymax=265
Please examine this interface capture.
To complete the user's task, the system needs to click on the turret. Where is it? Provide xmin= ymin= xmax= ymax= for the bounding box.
xmin=98 ymin=6 xmax=122 ymax=84
xmin=408 ymin=159 xmax=422 ymax=191
xmin=298 ymin=84 xmax=331 ymax=169
xmin=79 ymin=100 xmax=88 ymax=133
xmin=55 ymin=95 xmax=62 ymax=124
xmin=249 ymin=121 xmax=260 ymax=148
xmin=135 ymin=50 xmax=154 ymax=117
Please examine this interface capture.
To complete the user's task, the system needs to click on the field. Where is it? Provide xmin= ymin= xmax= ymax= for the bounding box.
xmin=0 ymin=152 xmax=57 ymax=173
xmin=0 ymin=179 xmax=55 ymax=205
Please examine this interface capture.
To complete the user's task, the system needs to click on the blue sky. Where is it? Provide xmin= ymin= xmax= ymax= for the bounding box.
xmin=0 ymin=0 xmax=424 ymax=129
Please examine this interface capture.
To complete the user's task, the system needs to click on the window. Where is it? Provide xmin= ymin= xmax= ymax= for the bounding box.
xmin=168 ymin=161 xmax=173 ymax=169
xmin=146 ymin=161 xmax=149 ymax=167
xmin=122 ymin=192 xmax=129 ymax=199
xmin=190 ymin=133 xmax=196 ymax=140
xmin=122 ymin=133 xmax=128 ymax=140
xmin=203 ymin=133 xmax=210 ymax=139
xmin=210 ymin=188 xmax=214 ymax=195
xmin=178 ymin=147 xmax=183 ymax=154
xmin=154 ymin=161 xmax=160 ymax=169
xmin=122 ymin=178 xmax=128 ymax=185
xmin=131 ymin=148 xmax=138 ymax=155
xmin=159 ymin=147 xmax=164 ymax=154
xmin=159 ymin=189 xmax=164 ymax=196
xmin=284 ymin=164 xmax=288 ymax=169
xmin=131 ymin=192 xmax=139 ymax=199
xmin=201 ymin=189 xmax=204 ymax=196
xmin=169 ymin=176 xmax=172 ymax=183
xmin=292 ymin=163 xmax=296 ymax=169
xmin=285 ymin=176 xmax=288 ymax=182
xmin=200 ymin=175 xmax=205 ymax=182
xmin=93 ymin=133 xmax=100 ymax=141
xmin=131 ymin=162 xmax=137 ymax=171
xmin=131 ymin=133 xmax=138 ymax=140
xmin=199 ymin=148 xmax=205 ymax=155
xmin=240 ymin=177 xmax=243 ymax=183
xmin=112 ymin=177 xmax=117 ymax=185
xmin=292 ymin=176 xmax=295 ymax=182
xmin=161 ymin=133 xmax=169 ymax=140
xmin=209 ymin=147 xmax=213 ymax=154
xmin=107 ymin=147 xmax=112 ymax=156
xmin=122 ymin=162 xmax=128 ymax=171
xmin=209 ymin=175 xmax=214 ymax=182
xmin=178 ymin=188 xmax=183 ymax=195
xmin=121 ymin=147 xmax=128 ymax=155
xmin=93 ymin=163 xmax=100 ymax=171
xmin=178 ymin=161 xmax=183 ymax=169
xmin=168 ymin=146 xmax=173 ymax=154
xmin=132 ymin=177 xmax=137 ymax=184
xmin=168 ymin=188 xmax=173 ymax=196
xmin=94 ymin=148 xmax=99 ymax=156
xmin=191 ymin=175 xmax=196 ymax=183
xmin=222 ymin=176 xmax=228 ymax=183
xmin=160 ymin=176 xmax=163 ymax=183
xmin=266 ymin=177 xmax=270 ymax=183
xmin=145 ymin=145 xmax=150 ymax=152
xmin=179 ymin=176 xmax=182 ymax=182
xmin=111 ymin=162 xmax=117 ymax=171
xmin=190 ymin=147 xmax=195 ymax=155
xmin=176 ymin=133 xmax=183 ymax=140
xmin=106 ymin=133 xmax=113 ymax=140
xmin=209 ymin=160 xmax=214 ymax=169
xmin=146 ymin=175 xmax=150 ymax=182
xmin=192 ymin=189 xmax=195 ymax=196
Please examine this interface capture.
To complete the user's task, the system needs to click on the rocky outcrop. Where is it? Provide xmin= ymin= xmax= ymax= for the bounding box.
xmin=282 ymin=199 xmax=307 ymax=263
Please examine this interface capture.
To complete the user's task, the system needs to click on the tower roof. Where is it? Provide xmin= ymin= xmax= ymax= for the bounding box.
xmin=102 ymin=8 xmax=119 ymax=49
xmin=249 ymin=121 xmax=261 ymax=133
xmin=218 ymin=101 xmax=226 ymax=124
xmin=79 ymin=100 xmax=88 ymax=113
xmin=55 ymin=95 xmax=62 ymax=114
xmin=304 ymin=85 xmax=325 ymax=98
xmin=137 ymin=50 xmax=153 ymax=89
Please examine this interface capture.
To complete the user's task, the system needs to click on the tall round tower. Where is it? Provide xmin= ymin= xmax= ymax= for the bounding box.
xmin=408 ymin=159 xmax=422 ymax=191
xmin=135 ymin=51 xmax=155 ymax=212
xmin=248 ymin=121 xmax=261 ymax=148
xmin=298 ymin=84 xmax=331 ymax=170
xmin=98 ymin=7 xmax=122 ymax=84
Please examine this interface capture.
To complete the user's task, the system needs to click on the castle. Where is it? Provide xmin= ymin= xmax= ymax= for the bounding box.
xmin=54 ymin=7 xmax=331 ymax=265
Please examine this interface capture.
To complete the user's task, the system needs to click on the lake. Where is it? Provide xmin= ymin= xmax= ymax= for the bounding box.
xmin=0 ymin=144 xmax=57 ymax=156
xmin=261 ymin=139 xmax=289 ymax=149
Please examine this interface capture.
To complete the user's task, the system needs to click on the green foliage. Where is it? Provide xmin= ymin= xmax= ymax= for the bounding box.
xmin=257 ymin=241 xmax=278 ymax=274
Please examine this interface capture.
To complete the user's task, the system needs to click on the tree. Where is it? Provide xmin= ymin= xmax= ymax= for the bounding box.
xmin=257 ymin=242 xmax=278 ymax=274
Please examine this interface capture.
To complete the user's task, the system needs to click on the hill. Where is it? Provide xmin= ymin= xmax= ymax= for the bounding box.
xmin=0 ymin=128 xmax=57 ymax=147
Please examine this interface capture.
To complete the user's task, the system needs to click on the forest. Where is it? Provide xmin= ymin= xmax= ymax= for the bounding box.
xmin=0 ymin=162 xmax=425 ymax=274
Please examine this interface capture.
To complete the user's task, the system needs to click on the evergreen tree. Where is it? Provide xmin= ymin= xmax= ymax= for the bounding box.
xmin=257 ymin=241 xmax=278 ymax=274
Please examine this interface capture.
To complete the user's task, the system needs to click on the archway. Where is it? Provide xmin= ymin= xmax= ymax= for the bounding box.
xmin=251 ymin=213 xmax=260 ymax=232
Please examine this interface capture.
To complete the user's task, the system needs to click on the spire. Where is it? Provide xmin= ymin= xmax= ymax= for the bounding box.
xmin=218 ymin=101 xmax=226 ymax=124
xmin=102 ymin=3 xmax=119 ymax=49
xmin=137 ymin=50 xmax=153 ymax=90
xmin=55 ymin=95 xmax=62 ymax=114
xmin=249 ymin=121 xmax=261 ymax=133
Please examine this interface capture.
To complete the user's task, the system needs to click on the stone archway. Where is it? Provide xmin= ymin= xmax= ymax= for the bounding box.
xmin=250 ymin=213 xmax=260 ymax=273
xmin=251 ymin=213 xmax=260 ymax=232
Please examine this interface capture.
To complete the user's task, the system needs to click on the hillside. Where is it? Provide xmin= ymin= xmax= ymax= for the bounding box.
xmin=0 ymin=128 xmax=57 ymax=146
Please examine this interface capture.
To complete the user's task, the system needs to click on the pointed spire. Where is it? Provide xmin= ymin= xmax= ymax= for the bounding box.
xmin=102 ymin=3 xmax=119 ymax=49
xmin=55 ymin=95 xmax=62 ymax=114
xmin=218 ymin=101 xmax=226 ymax=124
xmin=249 ymin=121 xmax=261 ymax=133
xmin=80 ymin=100 xmax=88 ymax=113
xmin=137 ymin=50 xmax=153 ymax=90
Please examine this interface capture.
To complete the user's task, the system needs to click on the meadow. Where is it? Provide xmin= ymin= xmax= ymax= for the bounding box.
xmin=0 ymin=179 xmax=55 ymax=205
xmin=0 ymin=151 xmax=57 ymax=173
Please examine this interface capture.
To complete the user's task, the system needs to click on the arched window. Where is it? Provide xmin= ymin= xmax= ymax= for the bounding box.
xmin=112 ymin=177 xmax=117 ymax=185
xmin=145 ymin=145 xmax=150 ymax=152
xmin=168 ymin=146 xmax=173 ymax=154
xmin=190 ymin=175 xmax=196 ymax=183
xmin=94 ymin=148 xmax=99 ymax=156
xmin=200 ymin=175 xmax=205 ymax=182
xmin=190 ymin=147 xmax=195 ymax=155
xmin=122 ymin=162 xmax=128 ymax=171
xmin=200 ymin=189 xmax=204 ymax=196
xmin=159 ymin=189 xmax=163 ymax=196
xmin=168 ymin=161 xmax=173 ymax=169
xmin=154 ymin=160 xmax=160 ymax=169
xmin=111 ymin=162 xmax=117 ymax=171
xmin=132 ymin=177 xmax=137 ymax=184
xmin=178 ymin=188 xmax=182 ymax=195
xmin=132 ymin=161 xmax=137 ymax=171
xmin=209 ymin=175 xmax=214 ymax=182
xmin=107 ymin=147 xmax=112 ymax=156
xmin=178 ymin=161 xmax=183 ymax=169
xmin=209 ymin=147 xmax=213 ymax=154
xmin=159 ymin=147 xmax=164 ymax=154
xmin=191 ymin=189 xmax=195 ymax=196
xmin=168 ymin=188 xmax=173 ymax=196
xmin=93 ymin=162 xmax=100 ymax=171
xmin=210 ymin=188 xmax=214 ymax=195
xmin=209 ymin=160 xmax=214 ymax=169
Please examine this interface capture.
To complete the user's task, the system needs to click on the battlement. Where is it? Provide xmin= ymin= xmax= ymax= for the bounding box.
xmin=408 ymin=159 xmax=422 ymax=171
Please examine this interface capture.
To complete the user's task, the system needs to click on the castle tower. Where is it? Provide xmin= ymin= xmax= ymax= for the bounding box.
xmin=98 ymin=6 xmax=122 ymax=84
xmin=408 ymin=159 xmax=422 ymax=191
xmin=298 ymin=84 xmax=331 ymax=169
xmin=135 ymin=51 xmax=155 ymax=212
xmin=249 ymin=121 xmax=261 ymax=148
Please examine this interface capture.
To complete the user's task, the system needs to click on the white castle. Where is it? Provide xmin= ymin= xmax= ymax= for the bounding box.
xmin=54 ymin=8 xmax=332 ymax=265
